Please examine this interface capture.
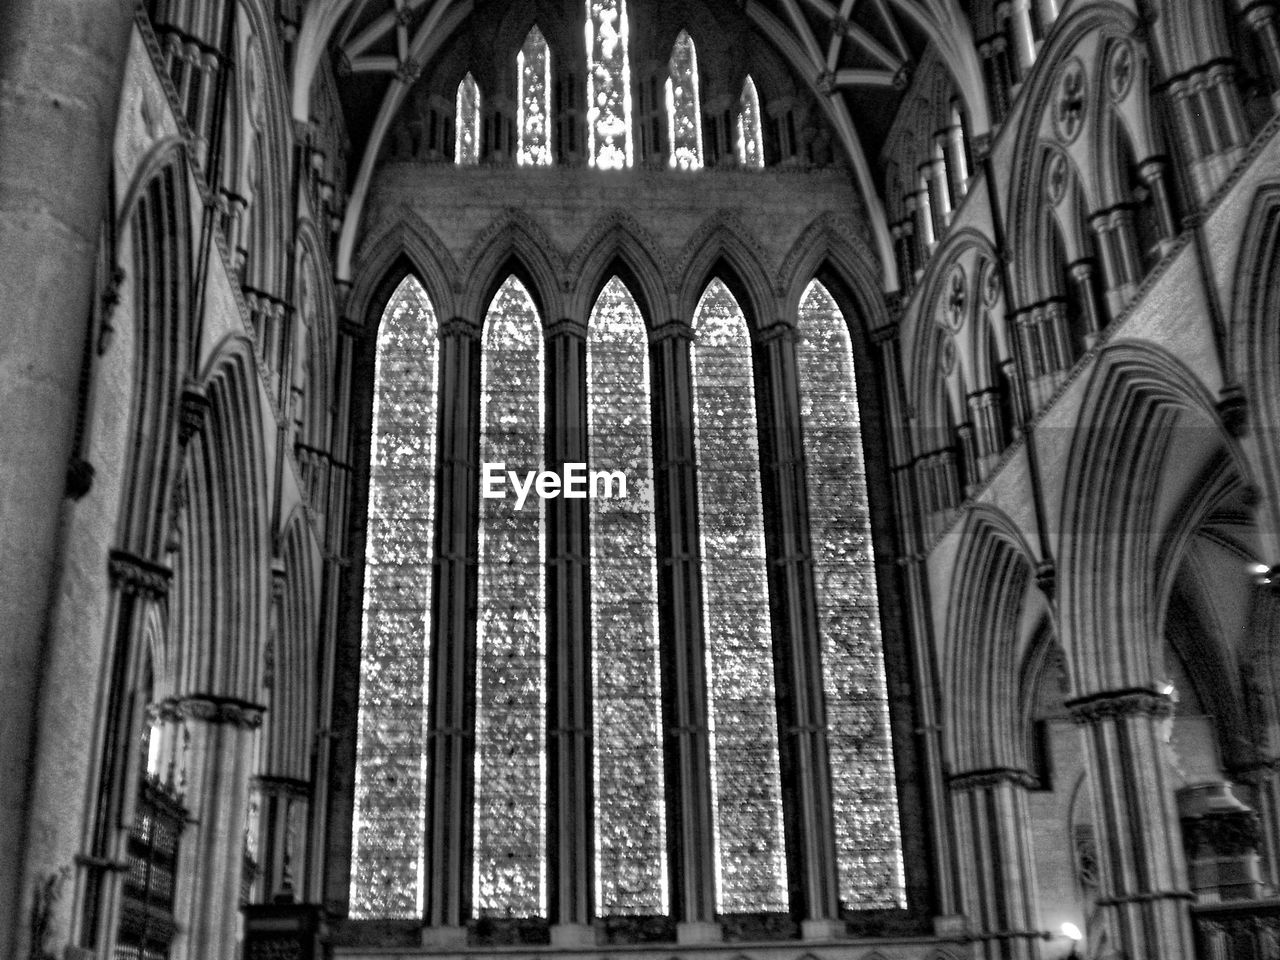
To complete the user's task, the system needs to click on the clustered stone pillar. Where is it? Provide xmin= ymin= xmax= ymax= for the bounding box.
xmin=1068 ymin=689 xmax=1195 ymax=958
xmin=420 ymin=318 xmax=481 ymax=946
xmin=0 ymin=2 xmax=137 ymax=955
xmin=949 ymin=769 xmax=1042 ymax=960
xmin=170 ymin=696 xmax=263 ymax=960
xmin=754 ymin=322 xmax=843 ymax=937
xmin=543 ymin=318 xmax=596 ymax=945
xmin=649 ymin=320 xmax=721 ymax=943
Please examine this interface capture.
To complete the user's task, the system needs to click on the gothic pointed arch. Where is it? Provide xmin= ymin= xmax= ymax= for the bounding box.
xmin=566 ymin=213 xmax=672 ymax=323
xmin=461 ymin=215 xmax=564 ymax=321
xmin=348 ymin=211 xmax=460 ymax=327
xmin=1057 ymin=342 xmax=1244 ymax=695
xmin=676 ymin=218 xmax=774 ymax=328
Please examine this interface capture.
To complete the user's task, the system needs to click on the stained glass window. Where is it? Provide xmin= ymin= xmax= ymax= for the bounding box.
xmin=737 ymin=76 xmax=764 ymax=169
xmin=456 ymin=72 xmax=481 ymax=165
xmin=585 ymin=0 xmax=634 ymax=169
xmin=518 ymin=27 xmax=553 ymax=166
xmin=692 ymin=280 xmax=788 ymax=913
xmin=351 ymin=275 xmax=439 ymax=918
xmin=797 ymin=280 xmax=905 ymax=908
xmin=665 ymin=31 xmax=703 ymax=170
xmin=474 ymin=276 xmax=546 ymax=917
xmin=587 ymin=278 xmax=667 ymax=914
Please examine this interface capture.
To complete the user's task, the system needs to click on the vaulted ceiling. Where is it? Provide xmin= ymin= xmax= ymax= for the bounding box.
xmin=290 ymin=0 xmax=989 ymax=287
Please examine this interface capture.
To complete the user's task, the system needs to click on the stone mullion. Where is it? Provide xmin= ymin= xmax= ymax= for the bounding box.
xmin=1069 ymin=691 xmax=1194 ymax=958
xmin=649 ymin=322 xmax=720 ymax=941
xmin=543 ymin=319 xmax=595 ymax=944
xmin=421 ymin=318 xmax=481 ymax=943
xmin=950 ymin=771 xmax=1042 ymax=960
xmin=755 ymin=323 xmax=841 ymax=935
xmin=170 ymin=697 xmax=263 ymax=960
xmin=875 ymin=324 xmax=959 ymax=916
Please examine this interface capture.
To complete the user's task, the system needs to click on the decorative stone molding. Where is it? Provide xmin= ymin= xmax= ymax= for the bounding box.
xmin=1066 ymin=688 xmax=1175 ymax=724
xmin=175 ymin=695 xmax=266 ymax=728
xmin=108 ymin=549 xmax=173 ymax=599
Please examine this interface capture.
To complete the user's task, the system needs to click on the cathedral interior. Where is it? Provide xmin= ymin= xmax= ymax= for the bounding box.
xmin=4 ymin=0 xmax=1280 ymax=958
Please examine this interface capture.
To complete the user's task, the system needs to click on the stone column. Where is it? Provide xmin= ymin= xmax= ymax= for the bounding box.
xmin=1138 ymin=158 xmax=1179 ymax=253
xmin=1068 ymin=260 xmax=1104 ymax=340
xmin=1008 ymin=0 xmax=1038 ymax=74
xmin=1241 ymin=1 xmax=1280 ymax=96
xmin=0 ymin=2 xmax=136 ymax=955
xmin=543 ymin=318 xmax=595 ymax=946
xmin=1068 ymin=690 xmax=1195 ymax=958
xmin=170 ymin=696 xmax=263 ymax=960
xmin=649 ymin=321 xmax=721 ymax=942
xmin=754 ymin=323 xmax=842 ymax=936
xmin=967 ymin=389 xmax=1004 ymax=478
xmin=949 ymin=769 xmax=1042 ymax=960
xmin=420 ymin=318 xmax=481 ymax=945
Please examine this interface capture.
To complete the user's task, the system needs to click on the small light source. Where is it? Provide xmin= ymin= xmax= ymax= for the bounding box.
xmin=1061 ymin=922 xmax=1083 ymax=942
xmin=1251 ymin=562 xmax=1271 ymax=576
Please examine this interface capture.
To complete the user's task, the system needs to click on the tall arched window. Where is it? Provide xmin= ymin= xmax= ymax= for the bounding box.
xmin=587 ymin=277 xmax=667 ymax=914
xmin=350 ymin=275 xmax=440 ymax=918
xmin=797 ymin=280 xmax=905 ymax=908
xmin=737 ymin=76 xmax=764 ymax=168
xmin=456 ymin=72 xmax=481 ymax=165
xmin=518 ymin=27 xmax=553 ymax=165
xmin=666 ymin=31 xmax=703 ymax=170
xmin=585 ymin=0 xmax=634 ymax=169
xmin=474 ymin=276 xmax=546 ymax=916
xmin=692 ymin=279 xmax=788 ymax=912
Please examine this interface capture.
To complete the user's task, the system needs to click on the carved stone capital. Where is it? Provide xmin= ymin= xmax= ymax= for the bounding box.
xmin=179 ymin=381 xmax=210 ymax=446
xmin=108 ymin=549 xmax=172 ymax=599
xmin=949 ymin=767 xmax=1039 ymax=791
xmin=176 ymin=695 xmax=266 ymax=728
xmin=544 ymin=317 xmax=588 ymax=341
xmin=754 ymin=322 xmax=797 ymax=346
xmin=438 ymin=317 xmax=483 ymax=341
xmin=650 ymin=320 xmax=694 ymax=344
xmin=1066 ymin=687 xmax=1175 ymax=724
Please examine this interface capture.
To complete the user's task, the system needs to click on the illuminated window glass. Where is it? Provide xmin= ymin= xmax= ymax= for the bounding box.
xmin=585 ymin=0 xmax=634 ymax=169
xmin=665 ymin=31 xmax=702 ymax=170
xmin=587 ymin=278 xmax=666 ymax=915
xmin=351 ymin=275 xmax=439 ymax=919
xmin=456 ymin=72 xmax=481 ymax=165
xmin=692 ymin=279 xmax=788 ymax=913
xmin=474 ymin=276 xmax=546 ymax=917
xmin=797 ymin=280 xmax=905 ymax=908
xmin=737 ymin=76 xmax=764 ymax=169
xmin=518 ymin=27 xmax=553 ymax=166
